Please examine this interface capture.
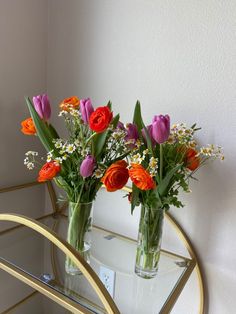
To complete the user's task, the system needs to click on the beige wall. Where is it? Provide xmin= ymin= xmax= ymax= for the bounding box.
xmin=0 ymin=0 xmax=47 ymax=312
xmin=47 ymin=1 xmax=236 ymax=313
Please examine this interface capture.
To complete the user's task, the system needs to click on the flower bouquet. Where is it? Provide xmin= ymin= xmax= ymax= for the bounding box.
xmin=113 ymin=101 xmax=222 ymax=279
xmin=21 ymin=95 xmax=134 ymax=275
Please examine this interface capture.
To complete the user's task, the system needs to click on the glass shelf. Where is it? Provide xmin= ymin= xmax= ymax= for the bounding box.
xmin=0 ymin=215 xmax=194 ymax=314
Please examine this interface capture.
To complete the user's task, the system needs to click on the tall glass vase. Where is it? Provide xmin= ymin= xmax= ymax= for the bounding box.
xmin=65 ymin=201 xmax=93 ymax=276
xmin=135 ymin=204 xmax=164 ymax=279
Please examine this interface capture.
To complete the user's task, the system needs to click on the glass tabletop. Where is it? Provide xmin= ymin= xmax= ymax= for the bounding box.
xmin=0 ymin=215 xmax=192 ymax=314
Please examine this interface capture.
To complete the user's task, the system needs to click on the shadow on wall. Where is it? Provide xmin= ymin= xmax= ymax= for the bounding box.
xmin=172 ymin=158 xmax=234 ymax=272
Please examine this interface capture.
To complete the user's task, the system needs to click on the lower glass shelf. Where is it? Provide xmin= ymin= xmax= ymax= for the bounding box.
xmin=0 ymin=214 xmax=195 ymax=314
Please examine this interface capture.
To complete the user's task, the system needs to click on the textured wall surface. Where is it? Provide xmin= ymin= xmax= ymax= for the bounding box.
xmin=47 ymin=1 xmax=236 ymax=313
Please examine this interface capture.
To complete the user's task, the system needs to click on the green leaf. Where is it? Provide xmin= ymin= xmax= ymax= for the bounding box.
xmin=131 ymin=183 xmax=140 ymax=214
xmin=132 ymin=100 xmax=143 ymax=132
xmin=141 ymin=123 xmax=154 ymax=155
xmin=107 ymin=101 xmax=112 ymax=110
xmin=92 ymin=131 xmax=108 ymax=158
xmin=158 ymin=164 xmax=182 ymax=196
xmin=133 ymin=100 xmax=153 ymax=154
xmin=150 ymin=189 xmax=162 ymax=208
xmin=109 ymin=150 xmax=130 ymax=165
xmin=25 ymin=97 xmax=54 ymax=152
xmin=48 ymin=123 xmax=59 ymax=139
xmin=111 ymin=114 xmax=120 ymax=129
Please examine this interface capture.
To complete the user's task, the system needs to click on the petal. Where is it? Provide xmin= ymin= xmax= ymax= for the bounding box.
xmin=33 ymin=95 xmax=44 ymax=119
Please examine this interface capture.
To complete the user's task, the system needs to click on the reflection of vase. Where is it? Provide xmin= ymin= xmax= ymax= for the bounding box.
xmin=65 ymin=201 xmax=93 ymax=275
xmin=135 ymin=204 xmax=164 ymax=279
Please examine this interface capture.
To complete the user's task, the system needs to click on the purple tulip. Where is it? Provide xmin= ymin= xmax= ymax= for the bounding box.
xmin=152 ymin=115 xmax=170 ymax=144
xmin=142 ymin=124 xmax=156 ymax=146
xmin=125 ymin=123 xmax=139 ymax=142
xmin=80 ymin=155 xmax=96 ymax=177
xmin=117 ymin=121 xmax=125 ymax=130
xmin=80 ymin=98 xmax=94 ymax=124
xmin=33 ymin=94 xmax=51 ymax=121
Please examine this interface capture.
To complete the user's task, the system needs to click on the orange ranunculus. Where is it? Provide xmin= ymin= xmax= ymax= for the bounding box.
xmin=38 ymin=161 xmax=61 ymax=182
xmin=21 ymin=117 xmax=36 ymax=135
xmin=60 ymin=96 xmax=80 ymax=111
xmin=101 ymin=160 xmax=129 ymax=192
xmin=89 ymin=106 xmax=113 ymax=133
xmin=185 ymin=148 xmax=200 ymax=171
xmin=129 ymin=163 xmax=156 ymax=191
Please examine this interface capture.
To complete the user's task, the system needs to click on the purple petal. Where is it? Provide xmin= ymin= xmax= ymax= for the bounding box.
xmin=125 ymin=123 xmax=139 ymax=141
xmin=33 ymin=96 xmax=44 ymax=119
xmin=33 ymin=94 xmax=51 ymax=121
xmin=80 ymin=98 xmax=94 ymax=124
xmin=151 ymin=114 xmax=170 ymax=144
xmin=41 ymin=94 xmax=51 ymax=120
xmin=117 ymin=121 xmax=125 ymax=130
xmin=80 ymin=155 xmax=96 ymax=177
xmin=142 ymin=124 xmax=156 ymax=146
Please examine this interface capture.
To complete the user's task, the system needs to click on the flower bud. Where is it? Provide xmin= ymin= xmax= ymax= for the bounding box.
xmin=33 ymin=94 xmax=51 ymax=121
xmin=141 ymin=124 xmax=155 ymax=146
xmin=80 ymin=155 xmax=96 ymax=177
xmin=117 ymin=121 xmax=125 ymax=130
xmin=80 ymin=98 xmax=94 ymax=124
xmin=185 ymin=148 xmax=200 ymax=171
xmin=151 ymin=115 xmax=170 ymax=144
xmin=125 ymin=123 xmax=139 ymax=142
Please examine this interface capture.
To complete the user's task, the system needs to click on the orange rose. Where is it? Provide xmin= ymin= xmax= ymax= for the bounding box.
xmin=101 ymin=160 xmax=129 ymax=192
xmin=185 ymin=148 xmax=200 ymax=171
xmin=129 ymin=163 xmax=156 ymax=190
xmin=21 ymin=117 xmax=36 ymax=135
xmin=38 ymin=161 xmax=61 ymax=182
xmin=60 ymin=96 xmax=80 ymax=111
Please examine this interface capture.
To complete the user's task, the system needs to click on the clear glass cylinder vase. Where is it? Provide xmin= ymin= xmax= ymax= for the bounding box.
xmin=135 ymin=204 xmax=164 ymax=279
xmin=65 ymin=201 xmax=93 ymax=276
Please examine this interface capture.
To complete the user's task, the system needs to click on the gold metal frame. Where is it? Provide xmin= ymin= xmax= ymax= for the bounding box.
xmin=0 ymin=213 xmax=120 ymax=314
xmin=165 ymin=212 xmax=206 ymax=314
xmin=0 ymin=182 xmax=206 ymax=314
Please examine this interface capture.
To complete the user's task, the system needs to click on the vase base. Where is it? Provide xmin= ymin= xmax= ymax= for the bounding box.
xmin=65 ymin=243 xmax=91 ymax=276
xmin=135 ymin=265 xmax=158 ymax=279
xmin=65 ymin=264 xmax=83 ymax=276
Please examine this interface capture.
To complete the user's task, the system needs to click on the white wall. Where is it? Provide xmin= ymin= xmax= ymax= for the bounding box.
xmin=0 ymin=0 xmax=48 ymax=312
xmin=46 ymin=1 xmax=236 ymax=313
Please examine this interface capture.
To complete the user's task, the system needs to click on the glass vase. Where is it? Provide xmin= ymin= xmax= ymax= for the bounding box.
xmin=135 ymin=204 xmax=164 ymax=279
xmin=65 ymin=201 xmax=93 ymax=275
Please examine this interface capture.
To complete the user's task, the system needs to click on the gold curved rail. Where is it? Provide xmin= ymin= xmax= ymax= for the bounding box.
xmin=0 ymin=213 xmax=120 ymax=314
xmin=165 ymin=212 xmax=206 ymax=314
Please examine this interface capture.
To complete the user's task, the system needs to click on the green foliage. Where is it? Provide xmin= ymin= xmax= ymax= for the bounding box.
xmin=133 ymin=101 xmax=153 ymax=154
xmin=158 ymin=164 xmax=182 ymax=197
xmin=130 ymin=102 xmax=203 ymax=213
xmin=132 ymin=100 xmax=143 ymax=133
xmin=92 ymin=131 xmax=108 ymax=158
xmin=107 ymin=100 xmax=112 ymax=110
xmin=131 ymin=183 xmax=141 ymax=214
xmin=111 ymin=114 xmax=120 ymax=129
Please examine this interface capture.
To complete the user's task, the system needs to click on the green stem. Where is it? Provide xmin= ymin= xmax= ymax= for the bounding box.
xmin=135 ymin=205 xmax=164 ymax=276
xmin=77 ymin=180 xmax=85 ymax=204
xmin=85 ymin=132 xmax=97 ymax=147
xmin=67 ymin=201 xmax=93 ymax=255
xmin=160 ymin=144 xmax=163 ymax=181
